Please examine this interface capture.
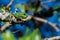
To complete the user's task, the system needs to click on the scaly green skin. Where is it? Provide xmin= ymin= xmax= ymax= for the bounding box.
xmin=14 ymin=4 xmax=28 ymax=19
xmin=13 ymin=12 xmax=28 ymax=19
xmin=15 ymin=4 xmax=25 ymax=12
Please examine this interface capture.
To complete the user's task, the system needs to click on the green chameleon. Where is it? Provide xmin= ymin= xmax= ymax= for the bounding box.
xmin=14 ymin=4 xmax=28 ymax=19
xmin=13 ymin=12 xmax=28 ymax=19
